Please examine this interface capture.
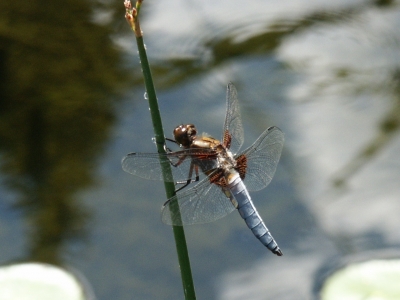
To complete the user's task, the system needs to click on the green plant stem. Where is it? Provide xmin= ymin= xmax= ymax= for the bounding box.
xmin=135 ymin=29 xmax=196 ymax=300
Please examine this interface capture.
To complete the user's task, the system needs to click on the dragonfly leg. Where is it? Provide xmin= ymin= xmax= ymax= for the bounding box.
xmin=174 ymin=178 xmax=196 ymax=192
xmin=164 ymin=144 xmax=172 ymax=153
xmin=174 ymin=162 xmax=200 ymax=192
xmin=164 ymin=138 xmax=179 ymax=153
xmin=165 ymin=137 xmax=178 ymax=145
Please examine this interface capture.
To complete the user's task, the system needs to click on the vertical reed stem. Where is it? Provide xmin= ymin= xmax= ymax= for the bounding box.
xmin=124 ymin=1 xmax=196 ymax=299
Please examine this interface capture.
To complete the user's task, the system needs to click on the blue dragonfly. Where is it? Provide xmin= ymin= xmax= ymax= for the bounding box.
xmin=122 ymin=83 xmax=284 ymax=256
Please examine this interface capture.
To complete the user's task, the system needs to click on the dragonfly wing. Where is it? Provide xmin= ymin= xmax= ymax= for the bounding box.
xmin=122 ymin=152 xmax=194 ymax=182
xmin=122 ymin=152 xmax=174 ymax=181
xmin=122 ymin=149 xmax=219 ymax=182
xmin=238 ymin=126 xmax=284 ymax=191
xmin=161 ymin=177 xmax=236 ymax=225
xmin=222 ymin=83 xmax=244 ymax=155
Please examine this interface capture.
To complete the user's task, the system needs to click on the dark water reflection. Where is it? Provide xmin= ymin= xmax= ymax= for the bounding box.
xmin=1 ymin=0 xmax=400 ymax=299
xmin=0 ymin=0 xmax=130 ymax=264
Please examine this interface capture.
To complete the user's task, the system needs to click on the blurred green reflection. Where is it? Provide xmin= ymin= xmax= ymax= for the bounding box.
xmin=0 ymin=0 xmax=130 ymax=264
xmin=321 ymin=259 xmax=400 ymax=300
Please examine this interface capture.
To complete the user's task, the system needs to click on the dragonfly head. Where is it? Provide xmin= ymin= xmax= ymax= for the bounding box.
xmin=173 ymin=124 xmax=197 ymax=148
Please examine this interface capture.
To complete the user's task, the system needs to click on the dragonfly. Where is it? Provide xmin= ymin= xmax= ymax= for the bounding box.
xmin=122 ymin=83 xmax=284 ymax=256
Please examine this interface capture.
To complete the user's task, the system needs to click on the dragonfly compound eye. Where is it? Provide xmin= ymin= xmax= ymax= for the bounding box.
xmin=173 ymin=124 xmax=197 ymax=147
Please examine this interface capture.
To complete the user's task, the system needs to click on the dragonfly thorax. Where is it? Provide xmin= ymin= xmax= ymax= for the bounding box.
xmin=216 ymin=147 xmax=237 ymax=172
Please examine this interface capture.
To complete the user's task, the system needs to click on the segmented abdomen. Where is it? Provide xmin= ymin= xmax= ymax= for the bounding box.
xmin=227 ymin=171 xmax=282 ymax=256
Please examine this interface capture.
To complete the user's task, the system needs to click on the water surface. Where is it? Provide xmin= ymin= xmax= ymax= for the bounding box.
xmin=1 ymin=0 xmax=400 ymax=299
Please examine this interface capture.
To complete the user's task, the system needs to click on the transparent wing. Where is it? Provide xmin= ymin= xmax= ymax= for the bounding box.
xmin=238 ymin=126 xmax=284 ymax=191
xmin=121 ymin=149 xmax=217 ymax=182
xmin=222 ymin=83 xmax=244 ymax=155
xmin=161 ymin=176 xmax=236 ymax=225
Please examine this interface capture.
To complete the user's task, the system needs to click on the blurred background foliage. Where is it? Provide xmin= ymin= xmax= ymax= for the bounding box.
xmin=0 ymin=0 xmax=130 ymax=263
